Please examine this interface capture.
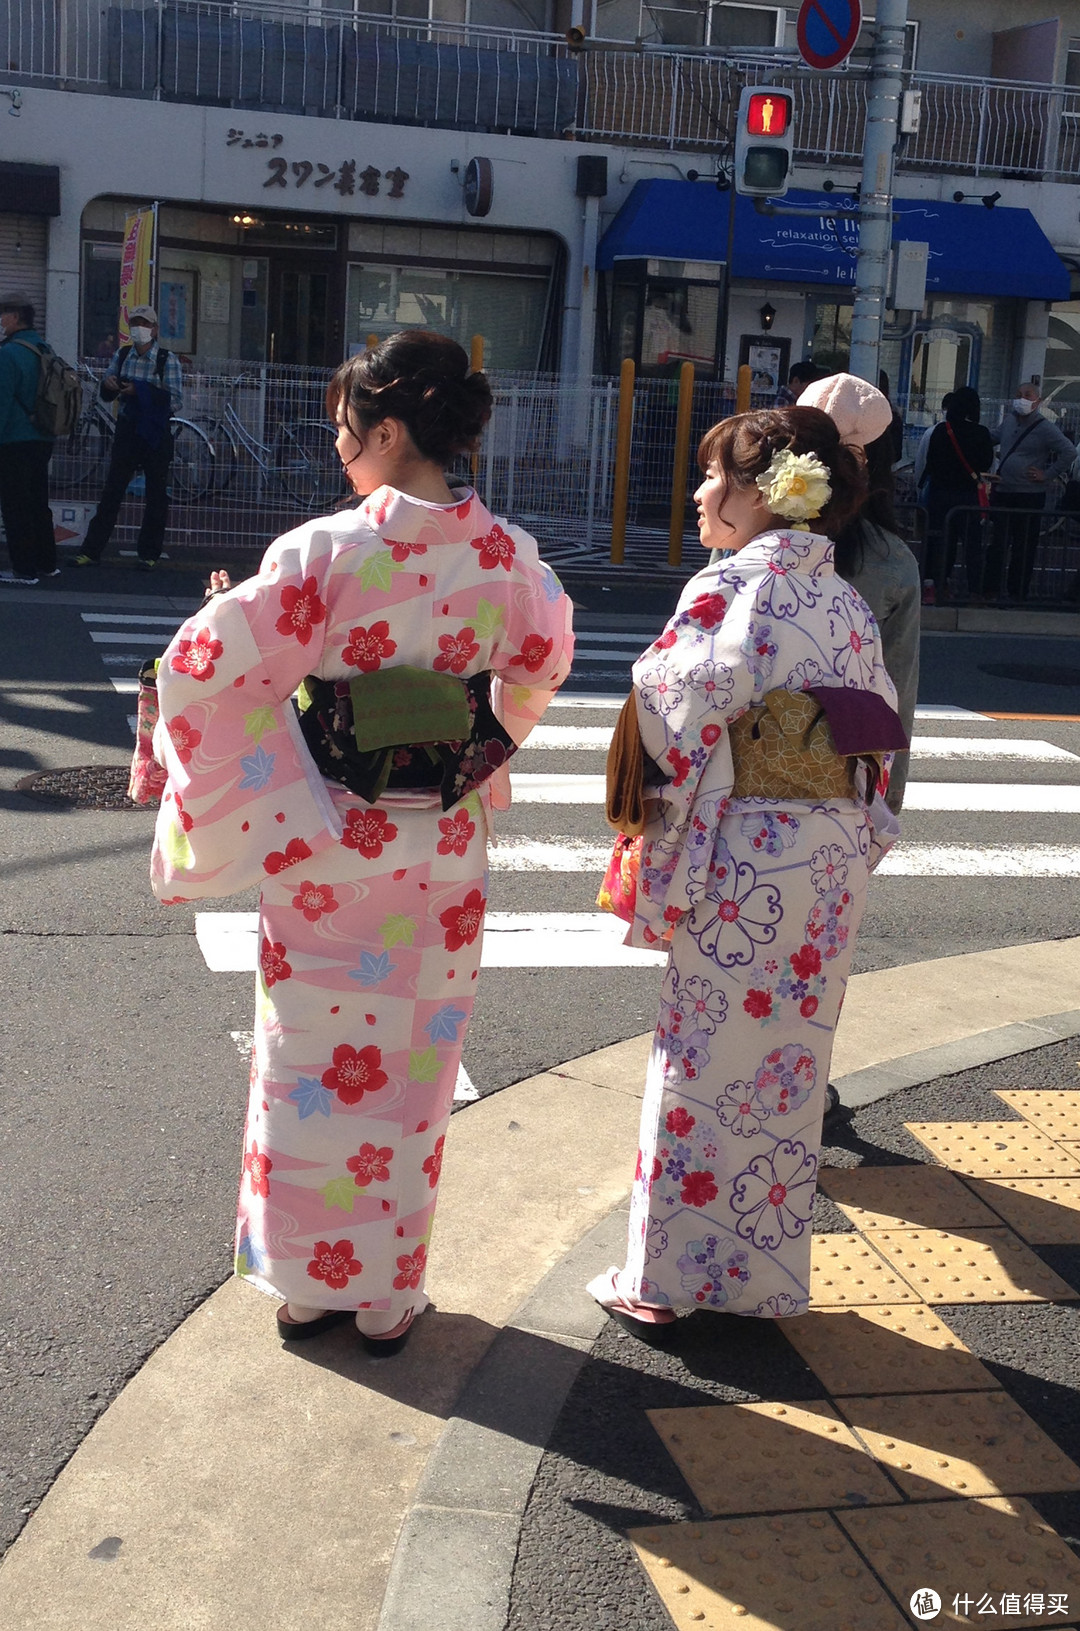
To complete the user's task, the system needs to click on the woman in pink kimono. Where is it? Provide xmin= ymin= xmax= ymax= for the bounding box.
xmin=588 ymin=406 xmax=904 ymax=1340
xmin=151 ymin=332 xmax=573 ymax=1353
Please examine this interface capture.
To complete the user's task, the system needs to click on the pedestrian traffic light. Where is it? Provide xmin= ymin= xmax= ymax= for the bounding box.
xmin=735 ymin=86 xmax=794 ymax=197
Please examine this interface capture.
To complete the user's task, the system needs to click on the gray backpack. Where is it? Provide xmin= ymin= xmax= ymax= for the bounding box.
xmin=12 ymin=338 xmax=81 ymax=438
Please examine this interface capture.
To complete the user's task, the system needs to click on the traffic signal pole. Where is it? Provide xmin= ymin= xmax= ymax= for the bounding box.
xmin=848 ymin=0 xmax=908 ymax=384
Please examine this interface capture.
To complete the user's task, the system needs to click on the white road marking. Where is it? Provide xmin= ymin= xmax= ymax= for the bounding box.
xmin=89 ymin=631 xmax=171 ymax=645
xmin=82 ymin=613 xmax=189 ymax=627
xmin=546 ymin=693 xmax=626 ymax=709
xmin=511 ymin=773 xmax=606 ymax=803
xmin=526 ymin=725 xmax=614 ymax=751
xmin=571 ymin=630 xmax=651 ymax=645
xmin=195 ymin=911 xmax=668 ymax=973
xmin=573 ymin=648 xmax=640 ymax=663
xmin=490 ymin=838 xmax=611 ymax=870
xmin=914 ymin=705 xmax=990 ymax=720
xmin=110 ymin=678 xmax=139 ymax=695
xmin=877 ymin=844 xmax=1080 ymax=877
xmin=910 ymin=737 xmax=1078 ymax=763
xmin=453 ymin=1064 xmax=480 ymax=1103
xmin=903 ymin=783 xmax=1080 ymax=813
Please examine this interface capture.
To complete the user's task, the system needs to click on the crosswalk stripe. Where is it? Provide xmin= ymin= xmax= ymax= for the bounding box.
xmin=194 ymin=910 xmax=668 ymax=972
xmin=89 ymin=631 xmax=170 ymax=645
xmin=523 ymin=727 xmax=1077 ymax=762
xmin=82 ymin=613 xmax=190 ymax=627
xmin=546 ymin=693 xmax=626 ymax=709
xmin=491 ymin=839 xmax=611 ymax=870
xmin=509 ymin=775 xmax=1080 ymax=812
xmin=877 ymin=844 xmax=1080 ymax=877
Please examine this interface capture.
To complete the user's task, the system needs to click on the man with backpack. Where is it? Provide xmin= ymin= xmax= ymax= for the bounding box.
xmin=73 ymin=304 xmax=183 ymax=571
xmin=0 ymin=291 xmax=62 ymax=585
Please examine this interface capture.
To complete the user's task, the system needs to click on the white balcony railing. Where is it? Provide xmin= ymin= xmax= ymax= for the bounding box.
xmin=3 ymin=0 xmax=1080 ymax=182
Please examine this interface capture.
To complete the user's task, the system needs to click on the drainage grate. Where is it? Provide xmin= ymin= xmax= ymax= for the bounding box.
xmin=979 ymin=663 xmax=1080 ymax=687
xmin=16 ymin=766 xmax=141 ymax=811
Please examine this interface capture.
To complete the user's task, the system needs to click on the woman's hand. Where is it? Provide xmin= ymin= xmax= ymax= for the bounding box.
xmin=204 ymin=569 xmax=233 ymax=599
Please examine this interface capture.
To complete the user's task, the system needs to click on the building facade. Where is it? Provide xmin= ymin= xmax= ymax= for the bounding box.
xmin=3 ymin=0 xmax=1080 ymax=416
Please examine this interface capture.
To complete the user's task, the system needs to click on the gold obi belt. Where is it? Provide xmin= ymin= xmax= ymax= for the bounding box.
xmin=729 ymin=688 xmax=874 ymax=801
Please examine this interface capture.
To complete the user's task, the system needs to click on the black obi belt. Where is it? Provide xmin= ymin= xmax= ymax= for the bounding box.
xmin=297 ymin=666 xmax=517 ymax=811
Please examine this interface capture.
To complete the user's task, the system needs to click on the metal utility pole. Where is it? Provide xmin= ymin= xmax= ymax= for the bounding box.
xmin=848 ymin=0 xmax=908 ymax=383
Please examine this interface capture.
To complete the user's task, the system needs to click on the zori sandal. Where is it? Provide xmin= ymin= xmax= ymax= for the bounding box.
xmin=585 ymin=1268 xmax=678 ymax=1346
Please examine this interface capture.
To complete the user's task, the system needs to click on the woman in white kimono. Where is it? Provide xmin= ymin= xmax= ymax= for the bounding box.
xmin=151 ymin=332 xmax=573 ymax=1353
xmin=589 ymin=406 xmax=903 ymax=1338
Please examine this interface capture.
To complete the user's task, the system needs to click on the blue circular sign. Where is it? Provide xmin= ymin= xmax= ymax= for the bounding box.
xmin=796 ymin=0 xmax=861 ymax=69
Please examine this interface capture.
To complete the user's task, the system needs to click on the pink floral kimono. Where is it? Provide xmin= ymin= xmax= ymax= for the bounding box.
xmin=151 ymin=486 xmax=573 ymax=1319
xmin=614 ymin=529 xmax=898 ymax=1319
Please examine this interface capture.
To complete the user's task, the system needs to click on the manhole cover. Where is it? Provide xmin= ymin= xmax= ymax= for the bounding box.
xmin=16 ymin=766 xmax=141 ymax=811
xmin=979 ymin=662 xmax=1080 ymax=688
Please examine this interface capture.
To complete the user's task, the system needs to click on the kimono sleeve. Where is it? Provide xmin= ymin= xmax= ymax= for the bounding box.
xmin=150 ymin=534 xmax=341 ymax=903
xmin=630 ymin=571 xmax=757 ymax=945
xmin=487 ymin=537 xmax=574 ymax=811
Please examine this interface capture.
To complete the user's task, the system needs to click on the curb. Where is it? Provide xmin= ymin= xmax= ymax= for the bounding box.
xmin=376 ymin=1006 xmax=1080 ymax=1631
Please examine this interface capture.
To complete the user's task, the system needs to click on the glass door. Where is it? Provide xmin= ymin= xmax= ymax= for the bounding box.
xmin=270 ymin=267 xmax=330 ymax=366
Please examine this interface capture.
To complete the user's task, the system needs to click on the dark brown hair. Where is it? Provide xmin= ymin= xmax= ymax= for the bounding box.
xmin=326 ymin=330 xmax=492 ymax=465
xmin=834 ymin=427 xmax=898 ymax=578
xmin=698 ymin=405 xmax=867 ymax=539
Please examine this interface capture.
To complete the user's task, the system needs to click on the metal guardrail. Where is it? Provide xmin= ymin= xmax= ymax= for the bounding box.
xmin=5 ymin=0 xmax=1080 ymax=179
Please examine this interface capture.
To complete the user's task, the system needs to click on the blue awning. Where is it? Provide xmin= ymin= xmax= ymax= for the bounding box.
xmin=596 ymin=180 xmax=1070 ymax=301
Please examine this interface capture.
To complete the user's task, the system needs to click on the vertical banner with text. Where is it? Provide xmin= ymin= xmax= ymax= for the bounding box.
xmin=118 ymin=205 xmax=158 ymax=342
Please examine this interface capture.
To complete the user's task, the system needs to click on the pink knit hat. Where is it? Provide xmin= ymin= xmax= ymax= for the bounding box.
xmin=796 ymin=372 xmax=894 ymax=449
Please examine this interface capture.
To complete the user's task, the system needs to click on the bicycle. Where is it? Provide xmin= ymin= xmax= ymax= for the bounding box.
xmin=59 ymin=364 xmax=216 ymax=503
xmin=197 ymin=382 xmax=346 ymax=511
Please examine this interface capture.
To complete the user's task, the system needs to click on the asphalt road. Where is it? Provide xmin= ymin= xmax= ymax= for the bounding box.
xmin=0 ymin=573 xmax=1078 ymax=1559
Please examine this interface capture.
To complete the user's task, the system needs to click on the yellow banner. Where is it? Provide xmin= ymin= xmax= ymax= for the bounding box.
xmin=118 ymin=206 xmax=156 ymax=342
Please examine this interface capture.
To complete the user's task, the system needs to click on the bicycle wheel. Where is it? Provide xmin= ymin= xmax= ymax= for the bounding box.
xmin=169 ymin=419 xmax=216 ymax=503
xmin=59 ymin=415 xmax=112 ymax=492
xmin=206 ymin=418 xmax=240 ymax=495
xmin=276 ymin=421 xmax=347 ymax=511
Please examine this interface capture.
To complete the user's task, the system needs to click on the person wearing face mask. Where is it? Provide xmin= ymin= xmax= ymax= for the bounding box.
xmin=588 ymin=406 xmax=905 ymax=1340
xmin=985 ymin=382 xmax=1075 ymax=600
xmin=150 ymin=331 xmax=573 ymax=1354
xmin=72 ymin=305 xmax=183 ymax=571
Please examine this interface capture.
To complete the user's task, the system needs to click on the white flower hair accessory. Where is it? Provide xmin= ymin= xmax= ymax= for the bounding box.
xmin=755 ymin=448 xmax=832 ymax=529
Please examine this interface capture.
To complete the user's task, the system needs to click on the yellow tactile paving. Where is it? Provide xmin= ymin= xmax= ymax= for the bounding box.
xmin=781 ymin=1306 xmax=997 ymax=1396
xmin=809 ymin=1234 xmax=921 ymax=1307
xmin=646 ymin=1401 xmax=901 ymax=1516
xmin=835 ymin=1392 xmax=1080 ymax=1501
xmin=967 ymin=1178 xmax=1080 ymax=1245
xmin=995 ymin=1091 xmax=1080 ymax=1143
xmin=818 ymin=1165 xmax=1000 ymax=1231
xmin=904 ymin=1122 xmax=1080 ymax=1179
xmin=862 ymin=1228 xmax=1079 ymax=1304
xmin=837 ymin=1498 xmax=1080 ymax=1629
xmin=629 ymin=1511 xmax=908 ymax=1631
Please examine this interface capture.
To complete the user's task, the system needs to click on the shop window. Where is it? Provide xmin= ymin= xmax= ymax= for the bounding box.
xmin=1066 ymin=37 xmax=1080 ymax=86
xmin=82 ymin=241 xmax=122 ymax=359
xmin=709 ymin=4 xmax=783 ymax=48
xmin=347 ymin=264 xmax=552 ymax=372
xmin=810 ymin=302 xmax=852 ymax=374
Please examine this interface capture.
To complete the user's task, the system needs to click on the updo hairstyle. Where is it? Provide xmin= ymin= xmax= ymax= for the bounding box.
xmin=697 ymin=405 xmax=867 ymax=539
xmin=326 ymin=330 xmax=493 ymax=465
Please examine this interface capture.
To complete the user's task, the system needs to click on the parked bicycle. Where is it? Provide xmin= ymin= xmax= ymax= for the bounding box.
xmin=58 ymin=365 xmax=216 ymax=502
xmin=195 ymin=380 xmax=346 ymax=511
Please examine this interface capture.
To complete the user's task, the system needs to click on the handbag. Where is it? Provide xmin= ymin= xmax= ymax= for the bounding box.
xmin=596 ymin=832 xmax=641 ymax=923
xmin=128 ymin=656 xmax=168 ymax=806
xmin=945 ymin=423 xmax=990 ymax=513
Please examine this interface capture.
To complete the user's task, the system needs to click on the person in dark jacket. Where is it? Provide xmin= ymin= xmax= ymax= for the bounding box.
xmin=924 ymin=387 xmax=993 ymax=599
xmin=0 ymin=291 xmax=58 ymax=585
xmin=986 ymin=382 xmax=1076 ymax=600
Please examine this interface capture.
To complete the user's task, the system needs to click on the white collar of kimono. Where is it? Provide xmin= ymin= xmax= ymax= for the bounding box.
xmin=728 ymin=528 xmax=836 ymax=577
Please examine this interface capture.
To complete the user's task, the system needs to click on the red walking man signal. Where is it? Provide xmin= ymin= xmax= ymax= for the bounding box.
xmin=735 ymin=87 xmax=795 ymax=196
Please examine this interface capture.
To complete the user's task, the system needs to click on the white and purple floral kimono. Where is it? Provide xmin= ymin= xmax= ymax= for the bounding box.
xmin=617 ymin=528 xmax=898 ymax=1318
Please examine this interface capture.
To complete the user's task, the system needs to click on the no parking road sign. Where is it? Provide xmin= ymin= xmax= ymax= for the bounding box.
xmin=797 ymin=0 xmax=861 ymax=69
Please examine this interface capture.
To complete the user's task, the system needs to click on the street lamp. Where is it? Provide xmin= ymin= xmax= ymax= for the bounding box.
xmin=759 ymin=302 xmax=777 ymax=332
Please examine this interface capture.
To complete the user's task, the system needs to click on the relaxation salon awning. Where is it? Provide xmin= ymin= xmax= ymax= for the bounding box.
xmin=596 ymin=180 xmax=1071 ymax=302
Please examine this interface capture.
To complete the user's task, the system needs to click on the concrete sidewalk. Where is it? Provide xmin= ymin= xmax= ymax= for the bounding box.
xmin=1 ymin=937 xmax=1079 ymax=1631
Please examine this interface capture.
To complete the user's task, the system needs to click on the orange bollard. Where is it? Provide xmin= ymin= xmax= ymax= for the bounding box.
xmin=470 ymin=336 xmax=484 ymax=481
xmin=736 ymin=363 xmax=752 ymax=414
xmin=610 ymin=358 xmax=635 ymax=565
xmin=668 ymin=362 xmax=695 ymax=568
xmin=367 ymin=332 xmax=379 ymax=350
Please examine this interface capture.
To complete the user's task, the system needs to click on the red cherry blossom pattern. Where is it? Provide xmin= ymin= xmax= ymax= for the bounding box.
xmin=509 ymin=634 xmax=554 ymax=674
xmin=306 ymin=1239 xmax=363 ymax=1291
xmin=275 ymin=577 xmax=327 ymax=646
xmin=439 ymin=888 xmax=486 ymax=952
xmin=421 ymin=1135 xmax=445 ymax=1189
xmin=341 ymin=807 xmax=398 ymax=858
xmin=263 ymin=836 xmax=313 ymax=875
xmin=243 ymin=1140 xmax=272 ymax=1199
xmin=342 ymin=620 xmax=397 ymax=673
xmin=260 ymin=936 xmax=293 ymax=987
xmin=433 ymin=628 xmax=480 ymax=675
xmin=436 ymin=808 xmax=476 ymax=857
xmin=291 ymin=880 xmax=339 ymax=922
xmin=170 ymin=627 xmax=223 ymax=682
xmin=321 ymin=1043 xmax=388 ymax=1105
xmin=393 ymin=1242 xmax=427 ymax=1290
xmin=471 ymin=523 xmax=516 ymax=572
xmin=346 ymin=1143 xmax=394 ymax=1186
xmin=168 ymin=715 xmax=202 ymax=764
xmin=385 ymin=536 xmax=427 ymax=562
